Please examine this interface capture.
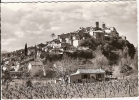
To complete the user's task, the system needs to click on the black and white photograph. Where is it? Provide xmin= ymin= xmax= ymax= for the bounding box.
xmin=1 ymin=0 xmax=138 ymax=99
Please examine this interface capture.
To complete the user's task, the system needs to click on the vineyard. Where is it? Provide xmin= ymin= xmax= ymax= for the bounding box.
xmin=2 ymin=78 xmax=138 ymax=99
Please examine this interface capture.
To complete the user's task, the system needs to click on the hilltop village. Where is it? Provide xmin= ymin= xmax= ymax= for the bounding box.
xmin=1 ymin=22 xmax=137 ymax=80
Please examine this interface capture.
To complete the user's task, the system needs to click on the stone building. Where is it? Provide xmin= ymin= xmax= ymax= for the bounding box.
xmin=68 ymin=68 xmax=105 ymax=83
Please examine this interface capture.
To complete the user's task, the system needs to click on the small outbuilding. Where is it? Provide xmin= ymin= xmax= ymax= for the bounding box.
xmin=68 ymin=68 xmax=105 ymax=83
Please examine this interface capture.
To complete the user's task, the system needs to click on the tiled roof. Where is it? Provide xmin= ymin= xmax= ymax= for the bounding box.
xmin=70 ymin=69 xmax=105 ymax=76
xmin=77 ymin=69 xmax=105 ymax=74
xmin=85 ymin=27 xmax=91 ymax=32
xmin=58 ymin=34 xmax=70 ymax=39
xmin=37 ymin=43 xmax=46 ymax=47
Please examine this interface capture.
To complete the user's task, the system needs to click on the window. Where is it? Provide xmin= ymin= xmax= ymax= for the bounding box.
xmin=97 ymin=74 xmax=101 ymax=78
xmin=82 ymin=74 xmax=88 ymax=79
xmin=97 ymin=74 xmax=104 ymax=78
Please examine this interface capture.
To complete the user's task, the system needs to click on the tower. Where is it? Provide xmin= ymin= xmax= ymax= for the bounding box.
xmin=102 ymin=22 xmax=105 ymax=29
xmin=96 ymin=22 xmax=99 ymax=30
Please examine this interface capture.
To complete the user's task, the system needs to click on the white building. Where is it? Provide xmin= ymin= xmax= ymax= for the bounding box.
xmin=27 ymin=61 xmax=46 ymax=77
xmin=105 ymin=27 xmax=119 ymax=38
xmin=73 ymin=40 xmax=79 ymax=47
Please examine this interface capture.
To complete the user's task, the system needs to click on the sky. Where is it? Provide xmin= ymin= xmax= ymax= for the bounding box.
xmin=1 ymin=1 xmax=137 ymax=52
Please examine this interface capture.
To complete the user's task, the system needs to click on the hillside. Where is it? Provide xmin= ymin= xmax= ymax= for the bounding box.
xmin=1 ymin=22 xmax=138 ymax=78
xmin=1 ymin=50 xmax=8 ymax=54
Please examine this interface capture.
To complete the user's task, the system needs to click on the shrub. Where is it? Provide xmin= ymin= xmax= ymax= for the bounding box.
xmin=26 ymin=79 xmax=32 ymax=87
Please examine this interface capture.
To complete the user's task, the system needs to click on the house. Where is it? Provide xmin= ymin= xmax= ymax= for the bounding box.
xmin=58 ymin=30 xmax=90 ymax=48
xmin=2 ymin=63 xmax=23 ymax=78
xmin=89 ymin=22 xmax=119 ymax=42
xmin=68 ymin=68 xmax=105 ymax=83
xmin=58 ymin=33 xmax=72 ymax=43
xmin=92 ymin=30 xmax=105 ymax=42
xmin=104 ymin=27 xmax=119 ymax=38
xmin=37 ymin=43 xmax=46 ymax=50
xmin=27 ymin=61 xmax=46 ymax=77
xmin=50 ymin=48 xmax=63 ymax=54
xmin=9 ymin=71 xmax=23 ymax=78
xmin=44 ymin=39 xmax=61 ymax=50
xmin=89 ymin=22 xmax=105 ymax=42
xmin=10 ymin=63 xmax=20 ymax=72
xmin=77 ymin=46 xmax=89 ymax=51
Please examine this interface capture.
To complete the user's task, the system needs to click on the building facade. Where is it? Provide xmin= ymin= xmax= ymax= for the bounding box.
xmin=68 ymin=68 xmax=105 ymax=83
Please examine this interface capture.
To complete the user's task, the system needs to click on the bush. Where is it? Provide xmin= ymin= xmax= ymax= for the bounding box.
xmin=26 ymin=79 xmax=33 ymax=87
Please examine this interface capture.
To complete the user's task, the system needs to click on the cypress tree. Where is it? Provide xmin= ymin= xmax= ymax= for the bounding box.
xmin=25 ymin=43 xmax=28 ymax=56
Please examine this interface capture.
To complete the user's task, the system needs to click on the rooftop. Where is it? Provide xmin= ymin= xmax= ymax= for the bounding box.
xmin=70 ymin=68 xmax=105 ymax=76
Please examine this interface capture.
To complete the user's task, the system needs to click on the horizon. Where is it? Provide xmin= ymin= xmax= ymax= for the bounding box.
xmin=1 ymin=1 xmax=137 ymax=52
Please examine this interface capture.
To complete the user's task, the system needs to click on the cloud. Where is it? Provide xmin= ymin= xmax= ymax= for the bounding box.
xmin=47 ymin=26 xmax=62 ymax=31
xmin=1 ymin=1 xmax=137 ymax=52
xmin=1 ymin=38 xmax=16 ymax=46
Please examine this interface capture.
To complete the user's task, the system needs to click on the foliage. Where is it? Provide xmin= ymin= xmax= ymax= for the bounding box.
xmin=45 ymin=70 xmax=57 ymax=78
xmin=79 ymin=37 xmax=100 ymax=50
xmin=132 ymin=48 xmax=138 ymax=71
xmin=2 ymin=70 xmax=12 ymax=85
xmin=25 ymin=79 xmax=33 ymax=87
xmin=77 ymin=50 xmax=94 ymax=60
xmin=126 ymin=41 xmax=136 ymax=58
xmin=110 ymin=39 xmax=125 ymax=50
xmin=110 ymin=39 xmax=136 ymax=58
xmin=113 ymin=52 xmax=137 ymax=78
xmin=91 ymin=50 xmax=109 ymax=69
xmin=51 ymin=33 xmax=56 ymax=40
xmin=53 ymin=54 xmax=78 ymax=79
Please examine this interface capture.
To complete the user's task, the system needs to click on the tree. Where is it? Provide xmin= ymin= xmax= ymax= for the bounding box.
xmin=51 ymin=33 xmax=56 ymax=40
xmin=127 ymin=42 xmax=136 ymax=58
xmin=2 ymin=69 xmax=12 ymax=89
xmin=26 ymin=79 xmax=33 ymax=87
xmin=53 ymin=54 xmax=77 ymax=82
xmin=79 ymin=37 xmax=100 ymax=50
xmin=25 ymin=43 xmax=28 ymax=56
xmin=123 ymin=46 xmax=129 ymax=58
xmin=103 ymin=43 xmax=112 ymax=59
xmin=118 ymin=55 xmax=132 ymax=67
xmin=133 ymin=48 xmax=138 ymax=70
xmin=91 ymin=50 xmax=109 ymax=69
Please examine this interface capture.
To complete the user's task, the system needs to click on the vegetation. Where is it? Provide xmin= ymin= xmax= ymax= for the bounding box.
xmin=79 ymin=37 xmax=100 ymax=50
xmin=1 ymin=23 xmax=138 ymax=99
xmin=91 ymin=50 xmax=109 ymax=69
xmin=2 ymin=78 xmax=138 ymax=99
xmin=51 ymin=33 xmax=56 ymax=40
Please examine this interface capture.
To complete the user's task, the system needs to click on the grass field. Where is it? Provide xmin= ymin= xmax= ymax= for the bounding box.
xmin=1 ymin=77 xmax=138 ymax=99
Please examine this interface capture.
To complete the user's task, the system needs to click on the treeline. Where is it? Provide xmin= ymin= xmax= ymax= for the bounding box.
xmin=41 ymin=37 xmax=136 ymax=65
